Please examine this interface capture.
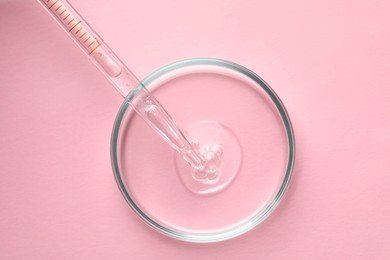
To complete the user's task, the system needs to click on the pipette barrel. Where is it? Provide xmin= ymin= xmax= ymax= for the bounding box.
xmin=38 ymin=0 xmax=135 ymax=96
xmin=37 ymin=0 xmax=208 ymax=171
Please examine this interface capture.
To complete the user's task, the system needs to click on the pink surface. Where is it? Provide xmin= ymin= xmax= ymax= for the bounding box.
xmin=1 ymin=0 xmax=389 ymax=258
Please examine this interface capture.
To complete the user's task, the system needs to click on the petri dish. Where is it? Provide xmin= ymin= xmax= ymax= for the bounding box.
xmin=111 ymin=58 xmax=295 ymax=243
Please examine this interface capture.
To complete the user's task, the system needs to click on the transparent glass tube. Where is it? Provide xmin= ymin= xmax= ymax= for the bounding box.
xmin=37 ymin=0 xmax=207 ymax=170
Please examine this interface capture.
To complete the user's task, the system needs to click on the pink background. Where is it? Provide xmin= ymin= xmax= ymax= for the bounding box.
xmin=1 ymin=0 xmax=390 ymax=258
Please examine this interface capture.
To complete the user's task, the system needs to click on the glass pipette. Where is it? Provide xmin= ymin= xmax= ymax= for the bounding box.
xmin=37 ymin=0 xmax=209 ymax=172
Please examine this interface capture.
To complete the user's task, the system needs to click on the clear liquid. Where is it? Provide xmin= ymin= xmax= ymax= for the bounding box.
xmin=174 ymin=120 xmax=242 ymax=195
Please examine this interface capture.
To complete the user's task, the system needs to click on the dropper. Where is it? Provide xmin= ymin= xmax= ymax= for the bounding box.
xmin=37 ymin=0 xmax=208 ymax=171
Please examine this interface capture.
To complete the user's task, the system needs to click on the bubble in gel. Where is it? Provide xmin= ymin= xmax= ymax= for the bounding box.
xmin=175 ymin=120 xmax=242 ymax=195
xmin=192 ymin=143 xmax=223 ymax=184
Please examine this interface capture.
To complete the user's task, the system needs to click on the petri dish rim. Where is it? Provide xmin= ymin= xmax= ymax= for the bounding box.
xmin=110 ymin=58 xmax=296 ymax=243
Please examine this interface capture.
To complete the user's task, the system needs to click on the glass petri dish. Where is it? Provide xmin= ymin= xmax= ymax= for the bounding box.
xmin=111 ymin=58 xmax=295 ymax=243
